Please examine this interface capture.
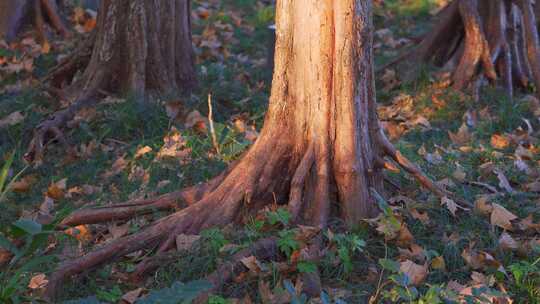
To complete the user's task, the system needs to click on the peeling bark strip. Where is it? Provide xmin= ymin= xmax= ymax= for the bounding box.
xmin=45 ymin=1 xmax=445 ymax=299
xmin=389 ymin=0 xmax=540 ymax=100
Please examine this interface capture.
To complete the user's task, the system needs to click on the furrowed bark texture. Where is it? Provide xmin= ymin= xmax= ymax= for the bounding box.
xmin=26 ymin=0 xmax=197 ymax=163
xmin=64 ymin=0 xmax=196 ymax=99
xmin=0 ymin=0 xmax=68 ymax=42
xmin=45 ymin=0 xmax=442 ymax=299
xmin=392 ymin=0 xmax=540 ymax=100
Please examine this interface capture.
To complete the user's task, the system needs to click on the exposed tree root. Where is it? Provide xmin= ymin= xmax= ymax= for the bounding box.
xmin=24 ymin=94 xmax=98 ymax=164
xmin=44 ymin=131 xmax=448 ymax=299
xmin=385 ymin=0 xmax=540 ymax=100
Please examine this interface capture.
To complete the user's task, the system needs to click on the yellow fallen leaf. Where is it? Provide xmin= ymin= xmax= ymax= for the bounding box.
xmin=134 ymin=146 xmax=153 ymax=159
xmin=491 ymin=134 xmax=510 ymax=150
xmin=431 ymin=256 xmax=446 ymax=271
xmin=65 ymin=225 xmax=92 ymax=242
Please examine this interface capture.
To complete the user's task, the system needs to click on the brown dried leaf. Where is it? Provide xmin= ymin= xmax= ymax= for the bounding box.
xmin=28 ymin=273 xmax=48 ymax=289
xmin=490 ymin=203 xmax=517 ymax=230
xmin=0 ymin=111 xmax=24 ymax=128
xmin=498 ymin=232 xmax=519 ymax=251
xmin=122 ymin=288 xmax=144 ymax=304
xmin=399 ymin=260 xmax=428 ymax=286
xmin=448 ymin=124 xmax=471 ymax=146
xmin=10 ymin=174 xmax=38 ymax=193
xmin=175 ymin=234 xmax=201 ymax=252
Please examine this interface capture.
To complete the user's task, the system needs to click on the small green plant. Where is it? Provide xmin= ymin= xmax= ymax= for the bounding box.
xmin=201 ymin=228 xmax=229 ymax=253
xmin=277 ymin=229 xmax=299 ymax=259
xmin=297 ymin=261 xmax=317 ymax=274
xmin=332 ymin=233 xmax=366 ymax=274
xmin=509 ymin=252 xmax=540 ymax=303
xmin=208 ymin=295 xmax=232 ymax=304
xmin=0 ymin=219 xmax=56 ymax=303
xmin=266 ymin=208 xmax=291 ymax=226
xmin=95 ymin=286 xmax=122 ymax=303
xmin=0 ymin=151 xmax=28 ymax=203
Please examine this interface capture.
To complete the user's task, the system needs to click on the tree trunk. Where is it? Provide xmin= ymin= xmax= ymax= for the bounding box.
xmin=63 ymin=0 xmax=197 ymax=99
xmin=26 ymin=0 xmax=197 ymax=163
xmin=45 ymin=0 xmax=444 ymax=299
xmin=0 ymin=0 xmax=69 ymax=42
xmin=388 ymin=0 xmax=540 ymax=101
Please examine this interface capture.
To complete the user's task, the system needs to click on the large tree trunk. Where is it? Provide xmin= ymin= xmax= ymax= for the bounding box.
xmin=45 ymin=0 xmax=444 ymax=299
xmin=26 ymin=0 xmax=197 ymax=163
xmin=0 ymin=0 xmax=69 ymax=42
xmin=387 ymin=0 xmax=540 ymax=101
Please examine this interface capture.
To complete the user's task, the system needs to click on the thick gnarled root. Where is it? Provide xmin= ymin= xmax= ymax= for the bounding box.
xmin=44 ymin=133 xmax=449 ymax=300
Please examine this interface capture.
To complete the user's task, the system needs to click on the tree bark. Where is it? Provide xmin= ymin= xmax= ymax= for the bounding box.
xmin=26 ymin=0 xmax=197 ymax=163
xmin=45 ymin=0 xmax=443 ymax=299
xmin=0 ymin=0 xmax=68 ymax=42
xmin=62 ymin=0 xmax=196 ymax=99
xmin=388 ymin=0 xmax=540 ymax=100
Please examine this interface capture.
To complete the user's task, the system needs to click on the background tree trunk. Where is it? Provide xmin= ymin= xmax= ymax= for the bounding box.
xmin=63 ymin=0 xmax=196 ymax=100
xmin=26 ymin=0 xmax=197 ymax=162
xmin=46 ymin=0 xmax=444 ymax=298
xmin=389 ymin=0 xmax=540 ymax=101
xmin=0 ymin=0 xmax=68 ymax=42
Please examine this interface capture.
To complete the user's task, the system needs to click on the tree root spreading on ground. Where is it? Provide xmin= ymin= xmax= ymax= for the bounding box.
xmin=384 ymin=0 xmax=540 ymax=101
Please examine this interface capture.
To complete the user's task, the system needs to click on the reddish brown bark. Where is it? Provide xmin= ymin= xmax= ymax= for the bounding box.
xmin=45 ymin=0 xmax=443 ymax=299
xmin=391 ymin=0 xmax=540 ymax=100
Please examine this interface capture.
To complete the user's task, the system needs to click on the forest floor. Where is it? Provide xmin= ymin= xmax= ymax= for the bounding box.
xmin=0 ymin=0 xmax=539 ymax=303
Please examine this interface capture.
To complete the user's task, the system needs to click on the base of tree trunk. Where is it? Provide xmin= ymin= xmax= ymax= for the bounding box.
xmin=25 ymin=0 xmax=197 ymax=163
xmin=0 ymin=0 xmax=69 ymax=43
xmin=384 ymin=0 xmax=540 ymax=100
xmin=43 ymin=1 xmax=450 ymax=300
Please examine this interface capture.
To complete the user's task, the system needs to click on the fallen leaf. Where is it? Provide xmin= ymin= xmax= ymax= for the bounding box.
xmin=28 ymin=273 xmax=48 ymax=289
xmin=0 ymin=111 xmax=24 ymax=128
xmin=494 ymin=170 xmax=514 ymax=193
xmin=10 ymin=174 xmax=38 ymax=193
xmin=175 ymin=234 xmax=201 ymax=252
xmin=185 ymin=110 xmax=208 ymax=134
xmin=65 ymin=225 xmax=92 ymax=242
xmin=399 ymin=260 xmax=428 ymax=286
xmin=498 ymin=232 xmax=519 ymax=251
xmin=474 ymin=195 xmax=493 ymax=216
xmin=431 ymin=256 xmax=446 ymax=271
xmin=122 ymin=288 xmax=143 ymax=304
xmin=46 ymin=178 xmax=67 ymax=200
xmin=396 ymin=224 xmax=414 ymax=247
xmin=491 ymin=134 xmax=510 ymax=150
xmin=448 ymin=124 xmax=471 ymax=146
xmin=134 ymin=146 xmax=153 ymax=159
xmin=490 ymin=203 xmax=517 ymax=230
xmin=241 ymin=255 xmax=263 ymax=274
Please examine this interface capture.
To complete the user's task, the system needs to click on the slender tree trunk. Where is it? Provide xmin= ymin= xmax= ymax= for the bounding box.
xmin=45 ymin=0 xmax=444 ymax=299
xmin=387 ymin=0 xmax=540 ymax=101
